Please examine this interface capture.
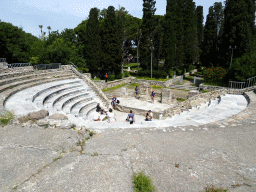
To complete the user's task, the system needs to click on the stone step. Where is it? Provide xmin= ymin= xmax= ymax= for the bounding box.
xmin=2 ymin=75 xmax=78 ymax=114
xmin=32 ymin=79 xmax=83 ymax=103
xmin=0 ymin=69 xmax=73 ymax=86
xmin=0 ymin=68 xmax=69 ymax=80
xmin=34 ymin=87 xmax=89 ymax=109
xmin=0 ymin=72 xmax=76 ymax=94
xmin=78 ymin=101 xmax=98 ymax=118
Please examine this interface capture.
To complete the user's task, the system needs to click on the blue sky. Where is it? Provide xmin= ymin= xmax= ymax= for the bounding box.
xmin=0 ymin=0 xmax=225 ymax=37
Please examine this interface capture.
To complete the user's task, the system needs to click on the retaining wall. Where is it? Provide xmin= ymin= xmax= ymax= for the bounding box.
xmin=163 ymin=88 xmax=246 ymax=117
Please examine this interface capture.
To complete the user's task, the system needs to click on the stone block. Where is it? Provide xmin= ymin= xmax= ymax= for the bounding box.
xmin=188 ymin=90 xmax=199 ymax=98
xmin=28 ymin=109 xmax=49 ymax=120
xmin=161 ymin=88 xmax=172 ymax=104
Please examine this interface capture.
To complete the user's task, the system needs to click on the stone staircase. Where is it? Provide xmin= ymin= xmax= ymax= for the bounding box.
xmin=0 ymin=67 xmax=77 ymax=114
xmin=2 ymin=65 xmax=110 ymax=122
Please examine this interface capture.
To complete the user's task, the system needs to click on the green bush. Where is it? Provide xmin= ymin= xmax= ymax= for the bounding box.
xmin=133 ymin=172 xmax=155 ymax=192
xmin=168 ymin=69 xmax=174 ymax=78
xmin=0 ymin=111 xmax=14 ymax=126
xmin=123 ymin=71 xmax=130 ymax=77
xmin=108 ymin=74 xmax=115 ymax=81
xmin=176 ymin=68 xmax=183 ymax=76
xmin=115 ymin=73 xmax=123 ymax=79
xmin=229 ymin=52 xmax=256 ymax=82
xmin=203 ymin=67 xmax=227 ymax=85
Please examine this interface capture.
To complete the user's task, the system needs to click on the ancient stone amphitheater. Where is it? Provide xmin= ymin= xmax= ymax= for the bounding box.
xmin=0 ymin=62 xmax=253 ymax=129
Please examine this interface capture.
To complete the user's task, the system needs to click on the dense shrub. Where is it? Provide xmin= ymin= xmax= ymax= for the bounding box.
xmin=229 ymin=52 xmax=256 ymax=82
xmin=123 ymin=71 xmax=130 ymax=77
xmin=203 ymin=67 xmax=227 ymax=84
xmin=168 ymin=69 xmax=174 ymax=78
xmin=77 ymin=67 xmax=89 ymax=73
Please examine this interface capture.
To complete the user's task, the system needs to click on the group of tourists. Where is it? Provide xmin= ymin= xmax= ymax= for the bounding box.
xmin=134 ymin=86 xmax=156 ymax=104
xmin=91 ymin=84 xmax=156 ymax=124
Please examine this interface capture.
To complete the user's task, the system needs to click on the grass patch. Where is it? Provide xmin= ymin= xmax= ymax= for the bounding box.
xmin=177 ymin=98 xmax=185 ymax=102
xmin=89 ymin=130 xmax=95 ymax=137
xmin=12 ymin=185 xmax=18 ymax=190
xmin=9 ymin=85 xmax=14 ymax=89
xmin=151 ymin=85 xmax=162 ymax=89
xmin=133 ymin=172 xmax=155 ymax=192
xmin=202 ymin=90 xmax=210 ymax=93
xmin=91 ymin=152 xmax=99 ymax=157
xmin=185 ymin=76 xmax=194 ymax=80
xmin=201 ymin=185 xmax=229 ymax=192
xmin=53 ymin=155 xmax=62 ymax=162
xmin=0 ymin=111 xmax=14 ymax=126
xmin=168 ymin=88 xmax=190 ymax=91
xmin=130 ymin=83 xmax=139 ymax=87
xmin=124 ymin=63 xmax=139 ymax=68
xmin=77 ymin=139 xmax=86 ymax=153
xmin=136 ymin=77 xmax=168 ymax=81
xmin=102 ymin=83 xmax=126 ymax=92
xmin=102 ymin=116 xmax=108 ymax=121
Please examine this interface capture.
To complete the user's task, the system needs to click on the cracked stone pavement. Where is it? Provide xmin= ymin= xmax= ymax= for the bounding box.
xmin=1 ymin=91 xmax=256 ymax=191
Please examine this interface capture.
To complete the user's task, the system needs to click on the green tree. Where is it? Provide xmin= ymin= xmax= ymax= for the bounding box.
xmin=201 ymin=2 xmax=224 ymax=67
xmin=174 ymin=0 xmax=185 ymax=69
xmin=101 ymin=6 xmax=123 ymax=76
xmin=163 ymin=0 xmax=176 ymax=72
xmin=139 ymin=0 xmax=156 ymax=70
xmin=196 ymin=6 xmax=204 ymax=48
xmin=183 ymin=0 xmax=198 ymax=68
xmin=0 ymin=21 xmax=37 ymax=63
xmin=85 ymin=8 xmax=102 ymax=76
xmin=219 ymin=0 xmax=255 ymax=68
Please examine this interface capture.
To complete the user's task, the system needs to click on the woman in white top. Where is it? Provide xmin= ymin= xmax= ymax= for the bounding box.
xmin=107 ymin=108 xmax=116 ymax=123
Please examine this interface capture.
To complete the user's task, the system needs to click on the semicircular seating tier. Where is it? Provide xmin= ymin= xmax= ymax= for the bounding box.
xmin=0 ymin=65 xmax=250 ymax=129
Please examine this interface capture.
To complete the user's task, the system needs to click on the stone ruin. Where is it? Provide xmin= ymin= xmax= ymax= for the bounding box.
xmin=138 ymin=82 xmax=151 ymax=101
xmin=161 ymin=88 xmax=172 ymax=104
xmin=0 ymin=61 xmax=9 ymax=73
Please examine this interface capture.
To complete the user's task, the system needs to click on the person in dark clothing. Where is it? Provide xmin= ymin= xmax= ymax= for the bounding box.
xmin=126 ymin=110 xmax=135 ymax=124
xmin=96 ymin=103 xmax=104 ymax=114
xmin=104 ymin=73 xmax=108 ymax=82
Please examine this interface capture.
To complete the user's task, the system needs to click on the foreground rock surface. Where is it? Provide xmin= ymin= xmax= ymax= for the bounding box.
xmin=1 ymin=115 xmax=256 ymax=191
xmin=28 ymin=109 xmax=49 ymax=120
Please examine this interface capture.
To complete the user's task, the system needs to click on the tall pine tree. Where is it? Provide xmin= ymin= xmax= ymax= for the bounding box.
xmin=85 ymin=8 xmax=101 ymax=76
xmin=101 ymin=6 xmax=123 ymax=76
xmin=163 ymin=0 xmax=176 ymax=72
xmin=201 ymin=2 xmax=224 ymax=67
xmin=139 ymin=0 xmax=156 ymax=70
xmin=183 ymin=0 xmax=198 ymax=68
xmin=174 ymin=0 xmax=185 ymax=69
xmin=196 ymin=6 xmax=204 ymax=48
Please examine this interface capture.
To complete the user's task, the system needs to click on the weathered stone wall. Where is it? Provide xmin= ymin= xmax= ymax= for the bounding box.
xmin=199 ymin=84 xmax=224 ymax=91
xmin=163 ymin=88 xmax=231 ymax=117
xmin=93 ymin=77 xmax=132 ymax=90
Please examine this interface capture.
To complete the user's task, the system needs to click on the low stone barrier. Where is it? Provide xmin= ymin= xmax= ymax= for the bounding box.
xmin=70 ymin=66 xmax=109 ymax=106
xmin=163 ymin=88 xmax=231 ymax=117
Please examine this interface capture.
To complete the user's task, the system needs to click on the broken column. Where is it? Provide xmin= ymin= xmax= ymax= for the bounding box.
xmin=161 ymin=88 xmax=172 ymax=104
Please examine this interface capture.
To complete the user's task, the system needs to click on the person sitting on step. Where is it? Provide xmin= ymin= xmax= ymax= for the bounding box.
xmin=126 ymin=110 xmax=135 ymax=124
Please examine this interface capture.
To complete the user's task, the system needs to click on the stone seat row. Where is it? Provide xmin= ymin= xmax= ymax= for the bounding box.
xmin=30 ymin=80 xmax=100 ymax=118
xmin=163 ymin=94 xmax=247 ymax=127
xmin=5 ymin=78 xmax=103 ymax=120
xmin=1 ymin=68 xmax=78 ymax=114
